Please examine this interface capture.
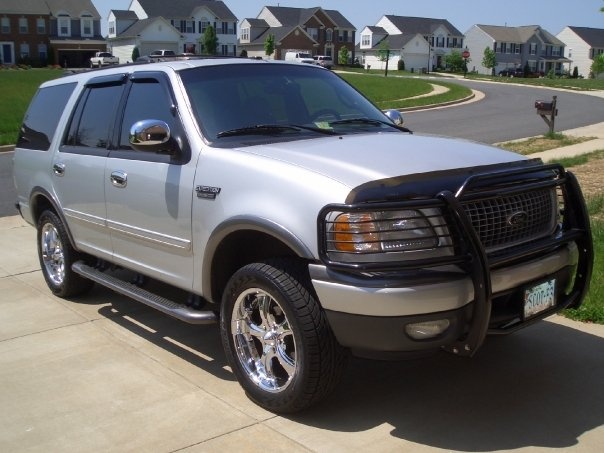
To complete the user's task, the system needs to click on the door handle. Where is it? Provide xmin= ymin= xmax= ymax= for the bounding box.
xmin=53 ymin=162 xmax=65 ymax=176
xmin=110 ymin=171 xmax=128 ymax=188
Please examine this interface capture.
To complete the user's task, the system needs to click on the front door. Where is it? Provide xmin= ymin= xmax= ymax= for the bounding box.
xmin=104 ymin=72 xmax=195 ymax=289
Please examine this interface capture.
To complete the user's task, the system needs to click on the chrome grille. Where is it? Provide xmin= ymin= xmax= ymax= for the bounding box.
xmin=462 ymin=188 xmax=557 ymax=251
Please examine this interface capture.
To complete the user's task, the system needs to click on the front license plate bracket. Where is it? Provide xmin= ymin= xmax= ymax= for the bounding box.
xmin=524 ymin=278 xmax=556 ymax=319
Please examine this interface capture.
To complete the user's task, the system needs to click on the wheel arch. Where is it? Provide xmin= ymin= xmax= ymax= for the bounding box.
xmin=29 ymin=186 xmax=78 ymax=250
xmin=203 ymin=216 xmax=315 ymax=304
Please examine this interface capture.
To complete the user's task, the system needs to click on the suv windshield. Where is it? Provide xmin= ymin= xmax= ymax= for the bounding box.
xmin=179 ymin=63 xmax=394 ymax=143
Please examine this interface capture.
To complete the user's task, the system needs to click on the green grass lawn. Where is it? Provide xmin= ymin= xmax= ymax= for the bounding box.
xmin=547 ymin=152 xmax=604 ymax=324
xmin=0 ymin=68 xmax=63 ymax=146
xmin=464 ymin=73 xmax=604 ymax=91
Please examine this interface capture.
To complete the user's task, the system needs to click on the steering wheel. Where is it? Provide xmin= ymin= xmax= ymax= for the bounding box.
xmin=310 ymin=109 xmax=341 ymax=122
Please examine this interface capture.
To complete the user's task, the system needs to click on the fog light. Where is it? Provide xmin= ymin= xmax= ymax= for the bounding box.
xmin=405 ymin=319 xmax=450 ymax=340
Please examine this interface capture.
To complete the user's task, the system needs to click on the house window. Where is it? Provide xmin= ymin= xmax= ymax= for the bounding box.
xmin=186 ymin=21 xmax=194 ymax=34
xmin=514 ymin=44 xmax=521 ymax=54
xmin=221 ymin=22 xmax=228 ymax=34
xmin=19 ymin=17 xmax=28 ymax=34
xmin=361 ymin=34 xmax=370 ymax=46
xmin=58 ymin=14 xmax=71 ymax=37
xmin=37 ymin=18 xmax=45 ymax=34
xmin=241 ymin=27 xmax=249 ymax=41
xmin=221 ymin=44 xmax=228 ymax=55
xmin=552 ymin=46 xmax=561 ymax=57
xmin=326 ymin=29 xmax=333 ymax=42
xmin=38 ymin=43 xmax=47 ymax=61
xmin=436 ymin=35 xmax=445 ymax=48
xmin=307 ymin=27 xmax=318 ymax=41
xmin=108 ymin=21 xmax=115 ymax=35
xmin=200 ymin=20 xmax=210 ymax=34
xmin=81 ymin=13 xmax=93 ymax=37
xmin=529 ymin=43 xmax=537 ymax=55
xmin=20 ymin=42 xmax=30 ymax=58
xmin=1 ymin=17 xmax=10 ymax=34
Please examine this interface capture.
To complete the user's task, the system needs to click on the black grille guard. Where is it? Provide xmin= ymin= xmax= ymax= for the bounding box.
xmin=318 ymin=164 xmax=594 ymax=357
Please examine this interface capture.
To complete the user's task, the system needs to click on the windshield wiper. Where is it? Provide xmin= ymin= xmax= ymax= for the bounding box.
xmin=217 ymin=124 xmax=301 ymax=138
xmin=217 ymin=123 xmax=339 ymax=138
xmin=329 ymin=117 xmax=413 ymax=133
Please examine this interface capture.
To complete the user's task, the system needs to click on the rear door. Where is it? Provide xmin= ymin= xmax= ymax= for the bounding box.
xmin=53 ymin=74 xmax=127 ymax=258
xmin=104 ymin=71 xmax=196 ymax=289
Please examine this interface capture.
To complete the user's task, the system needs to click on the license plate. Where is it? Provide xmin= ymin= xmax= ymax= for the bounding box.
xmin=524 ymin=279 xmax=556 ymax=319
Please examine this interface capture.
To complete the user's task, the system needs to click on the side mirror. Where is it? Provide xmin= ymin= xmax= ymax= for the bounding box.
xmin=129 ymin=119 xmax=175 ymax=153
xmin=384 ymin=109 xmax=404 ymax=126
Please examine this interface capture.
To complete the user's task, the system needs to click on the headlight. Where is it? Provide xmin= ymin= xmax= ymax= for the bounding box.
xmin=328 ymin=209 xmax=441 ymax=258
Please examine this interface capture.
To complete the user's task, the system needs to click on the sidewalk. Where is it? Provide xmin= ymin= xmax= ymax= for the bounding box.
xmin=1 ymin=215 xmax=604 ymax=452
xmin=529 ymin=121 xmax=604 ymax=161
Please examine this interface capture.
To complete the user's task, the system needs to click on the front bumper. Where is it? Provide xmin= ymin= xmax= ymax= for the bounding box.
xmin=315 ymin=165 xmax=593 ymax=357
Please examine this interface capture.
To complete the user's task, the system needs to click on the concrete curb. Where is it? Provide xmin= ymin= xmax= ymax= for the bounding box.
xmin=0 ymin=144 xmax=15 ymax=153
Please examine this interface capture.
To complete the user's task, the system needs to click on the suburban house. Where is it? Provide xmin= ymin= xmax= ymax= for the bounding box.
xmin=557 ymin=26 xmax=604 ymax=78
xmin=107 ymin=0 xmax=238 ymax=61
xmin=357 ymin=15 xmax=465 ymax=72
xmin=238 ymin=6 xmax=356 ymax=61
xmin=465 ymin=24 xmax=569 ymax=76
xmin=0 ymin=0 xmax=105 ymax=67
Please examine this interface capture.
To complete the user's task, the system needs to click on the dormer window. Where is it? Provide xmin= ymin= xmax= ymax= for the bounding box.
xmin=241 ymin=27 xmax=249 ymax=41
xmin=361 ymin=34 xmax=370 ymax=46
xmin=81 ymin=13 xmax=93 ymax=37
xmin=57 ymin=13 xmax=71 ymax=37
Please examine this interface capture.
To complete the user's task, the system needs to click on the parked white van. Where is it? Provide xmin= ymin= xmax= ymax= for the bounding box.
xmin=284 ymin=51 xmax=314 ymax=64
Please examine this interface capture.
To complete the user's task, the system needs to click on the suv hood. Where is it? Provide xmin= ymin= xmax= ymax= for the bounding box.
xmin=236 ymin=133 xmax=526 ymax=189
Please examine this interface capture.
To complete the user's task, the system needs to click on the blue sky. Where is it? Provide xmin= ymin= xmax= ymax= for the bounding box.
xmin=97 ymin=0 xmax=604 ymax=36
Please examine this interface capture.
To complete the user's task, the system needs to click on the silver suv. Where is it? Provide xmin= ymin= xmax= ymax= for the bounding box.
xmin=13 ymin=58 xmax=592 ymax=413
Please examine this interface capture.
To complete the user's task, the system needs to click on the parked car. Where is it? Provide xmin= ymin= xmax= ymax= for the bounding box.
xmin=498 ymin=68 xmax=524 ymax=77
xmin=149 ymin=49 xmax=177 ymax=62
xmin=284 ymin=51 xmax=314 ymax=64
xmin=89 ymin=52 xmax=119 ymax=68
xmin=313 ymin=55 xmax=334 ymax=69
xmin=13 ymin=58 xmax=593 ymax=414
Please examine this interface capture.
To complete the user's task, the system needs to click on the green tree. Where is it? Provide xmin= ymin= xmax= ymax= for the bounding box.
xmin=338 ymin=46 xmax=349 ymax=65
xmin=445 ymin=50 xmax=465 ymax=72
xmin=572 ymin=66 xmax=579 ymax=78
xmin=264 ymin=34 xmax=275 ymax=58
xmin=591 ymin=53 xmax=604 ymax=77
xmin=240 ymin=49 xmax=248 ymax=57
xmin=377 ymin=40 xmax=390 ymax=62
xmin=482 ymin=47 xmax=496 ymax=75
xmin=131 ymin=46 xmax=140 ymax=62
xmin=200 ymin=25 xmax=218 ymax=55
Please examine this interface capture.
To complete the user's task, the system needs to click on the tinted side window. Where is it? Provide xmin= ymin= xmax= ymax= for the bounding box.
xmin=64 ymin=83 xmax=123 ymax=151
xmin=17 ymin=82 xmax=77 ymax=151
xmin=119 ymin=79 xmax=175 ymax=150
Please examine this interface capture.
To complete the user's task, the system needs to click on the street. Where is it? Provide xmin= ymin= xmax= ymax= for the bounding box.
xmin=407 ymin=78 xmax=604 ymax=143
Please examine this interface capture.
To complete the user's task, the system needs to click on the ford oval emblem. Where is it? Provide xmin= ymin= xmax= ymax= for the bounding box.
xmin=507 ymin=211 xmax=529 ymax=227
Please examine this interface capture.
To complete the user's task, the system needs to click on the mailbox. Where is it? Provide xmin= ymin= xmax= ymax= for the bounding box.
xmin=535 ymin=100 xmax=553 ymax=111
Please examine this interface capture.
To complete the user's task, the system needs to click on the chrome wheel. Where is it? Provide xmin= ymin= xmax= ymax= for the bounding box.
xmin=40 ymin=222 xmax=65 ymax=286
xmin=231 ymin=288 xmax=297 ymax=393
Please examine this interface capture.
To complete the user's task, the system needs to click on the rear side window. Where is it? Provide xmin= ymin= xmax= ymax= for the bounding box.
xmin=65 ymin=84 xmax=123 ymax=149
xmin=17 ymin=82 xmax=76 ymax=151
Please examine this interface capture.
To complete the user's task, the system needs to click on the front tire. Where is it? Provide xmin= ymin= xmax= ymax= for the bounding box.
xmin=220 ymin=261 xmax=346 ymax=413
xmin=37 ymin=210 xmax=93 ymax=298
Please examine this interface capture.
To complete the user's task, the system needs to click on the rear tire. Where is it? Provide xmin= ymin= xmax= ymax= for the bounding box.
xmin=220 ymin=260 xmax=347 ymax=413
xmin=37 ymin=210 xmax=93 ymax=298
